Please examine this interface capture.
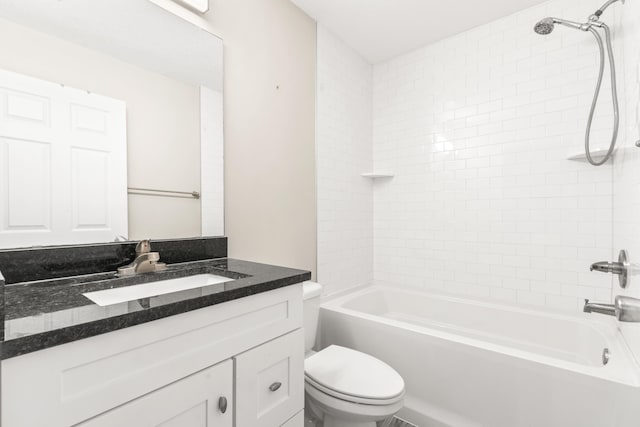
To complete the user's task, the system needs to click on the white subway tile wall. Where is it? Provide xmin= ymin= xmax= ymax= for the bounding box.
xmin=614 ymin=0 xmax=640 ymax=361
xmin=372 ymin=0 xmax=627 ymax=310
xmin=316 ymin=0 xmax=640 ymax=312
xmin=317 ymin=26 xmax=374 ymax=296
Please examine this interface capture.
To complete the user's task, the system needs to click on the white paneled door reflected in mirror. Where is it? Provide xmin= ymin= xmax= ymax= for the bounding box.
xmin=0 ymin=0 xmax=224 ymax=249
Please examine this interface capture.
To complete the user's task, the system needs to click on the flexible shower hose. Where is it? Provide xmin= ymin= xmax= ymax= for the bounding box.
xmin=584 ymin=23 xmax=619 ymax=166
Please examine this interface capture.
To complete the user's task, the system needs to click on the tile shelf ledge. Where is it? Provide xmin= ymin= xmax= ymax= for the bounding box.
xmin=361 ymin=172 xmax=395 ymax=178
xmin=566 ymin=149 xmax=611 ymax=162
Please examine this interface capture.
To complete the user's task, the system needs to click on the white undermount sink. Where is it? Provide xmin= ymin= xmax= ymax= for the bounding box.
xmin=83 ymin=273 xmax=234 ymax=307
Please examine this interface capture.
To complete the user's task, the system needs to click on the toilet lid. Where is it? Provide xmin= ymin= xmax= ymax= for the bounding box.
xmin=304 ymin=345 xmax=405 ymax=402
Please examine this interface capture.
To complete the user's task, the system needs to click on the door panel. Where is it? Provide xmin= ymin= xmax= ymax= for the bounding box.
xmin=235 ymin=329 xmax=304 ymax=427
xmin=71 ymin=148 xmax=109 ymax=229
xmin=280 ymin=410 xmax=304 ymax=427
xmin=0 ymin=68 xmax=127 ymax=248
xmin=76 ymin=360 xmax=233 ymax=427
xmin=1 ymin=137 xmax=51 ymax=231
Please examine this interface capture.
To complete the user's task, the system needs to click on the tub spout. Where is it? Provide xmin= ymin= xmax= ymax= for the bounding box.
xmin=583 ymin=300 xmax=616 ymax=316
xmin=583 ymin=296 xmax=640 ymax=322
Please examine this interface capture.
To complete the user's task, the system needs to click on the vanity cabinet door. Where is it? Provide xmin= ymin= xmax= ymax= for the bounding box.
xmin=235 ymin=329 xmax=304 ymax=427
xmin=281 ymin=410 xmax=304 ymax=427
xmin=77 ymin=360 xmax=233 ymax=427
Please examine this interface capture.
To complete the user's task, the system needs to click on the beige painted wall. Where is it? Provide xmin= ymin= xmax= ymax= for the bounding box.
xmin=0 ymin=18 xmax=202 ymax=240
xmin=204 ymin=0 xmax=318 ymax=277
xmin=4 ymin=0 xmax=318 ymax=276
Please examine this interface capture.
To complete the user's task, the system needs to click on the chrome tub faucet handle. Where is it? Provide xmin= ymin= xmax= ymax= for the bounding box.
xmin=590 ymin=250 xmax=629 ymax=288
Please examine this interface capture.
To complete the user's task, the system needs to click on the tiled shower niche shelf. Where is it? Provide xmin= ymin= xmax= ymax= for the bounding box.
xmin=361 ymin=172 xmax=395 ymax=178
xmin=566 ymin=149 xmax=612 ymax=162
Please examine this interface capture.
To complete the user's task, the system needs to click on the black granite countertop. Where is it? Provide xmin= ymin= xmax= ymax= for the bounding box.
xmin=2 ymin=258 xmax=310 ymax=359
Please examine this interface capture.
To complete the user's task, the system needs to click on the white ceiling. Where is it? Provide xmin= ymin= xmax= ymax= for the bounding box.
xmin=291 ymin=0 xmax=549 ymax=63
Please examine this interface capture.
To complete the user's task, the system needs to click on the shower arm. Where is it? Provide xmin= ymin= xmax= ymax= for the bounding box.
xmin=553 ymin=17 xmax=589 ymax=31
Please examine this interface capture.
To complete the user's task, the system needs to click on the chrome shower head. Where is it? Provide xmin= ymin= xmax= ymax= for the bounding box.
xmin=534 ymin=18 xmax=555 ymax=35
xmin=534 ymin=17 xmax=586 ymax=35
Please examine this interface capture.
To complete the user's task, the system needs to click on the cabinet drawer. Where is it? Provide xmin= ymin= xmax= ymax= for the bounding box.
xmin=77 ymin=360 xmax=233 ymax=427
xmin=235 ymin=329 xmax=304 ymax=427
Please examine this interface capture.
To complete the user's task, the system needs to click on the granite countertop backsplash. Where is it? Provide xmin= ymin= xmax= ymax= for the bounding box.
xmin=0 ymin=237 xmax=311 ymax=359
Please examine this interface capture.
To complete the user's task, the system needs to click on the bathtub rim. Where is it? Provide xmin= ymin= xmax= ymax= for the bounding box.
xmin=319 ymin=285 xmax=640 ymax=388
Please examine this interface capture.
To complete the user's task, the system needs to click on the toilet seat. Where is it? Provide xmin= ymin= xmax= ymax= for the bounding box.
xmin=305 ymin=375 xmax=404 ymax=406
xmin=304 ymin=345 xmax=405 ymax=406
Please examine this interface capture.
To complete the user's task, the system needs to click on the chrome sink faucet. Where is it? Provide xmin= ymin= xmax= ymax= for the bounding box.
xmin=584 ymin=296 xmax=640 ymax=322
xmin=117 ymin=239 xmax=167 ymax=276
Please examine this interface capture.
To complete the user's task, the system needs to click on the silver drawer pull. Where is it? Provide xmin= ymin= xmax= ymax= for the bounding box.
xmin=269 ymin=382 xmax=282 ymax=392
xmin=218 ymin=396 xmax=228 ymax=414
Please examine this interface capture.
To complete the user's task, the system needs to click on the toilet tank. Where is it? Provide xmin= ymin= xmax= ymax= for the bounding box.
xmin=303 ymin=281 xmax=323 ymax=353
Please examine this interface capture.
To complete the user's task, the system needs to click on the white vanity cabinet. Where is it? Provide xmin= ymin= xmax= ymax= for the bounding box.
xmin=77 ymin=360 xmax=234 ymax=427
xmin=1 ymin=283 xmax=305 ymax=427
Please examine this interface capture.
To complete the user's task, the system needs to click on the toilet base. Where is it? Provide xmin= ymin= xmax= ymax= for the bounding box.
xmin=323 ymin=418 xmax=376 ymax=427
xmin=305 ymin=385 xmax=402 ymax=427
xmin=305 ymin=412 xmax=393 ymax=427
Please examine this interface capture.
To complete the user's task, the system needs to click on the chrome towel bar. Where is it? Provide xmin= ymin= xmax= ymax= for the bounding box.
xmin=127 ymin=187 xmax=200 ymax=199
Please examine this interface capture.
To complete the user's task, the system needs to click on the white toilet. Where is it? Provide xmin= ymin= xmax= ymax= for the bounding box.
xmin=303 ymin=282 xmax=405 ymax=427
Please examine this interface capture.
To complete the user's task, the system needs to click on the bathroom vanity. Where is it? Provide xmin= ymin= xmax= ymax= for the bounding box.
xmin=0 ymin=238 xmax=310 ymax=427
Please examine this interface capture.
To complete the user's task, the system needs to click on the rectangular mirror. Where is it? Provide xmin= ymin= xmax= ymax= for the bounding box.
xmin=0 ymin=0 xmax=224 ymax=249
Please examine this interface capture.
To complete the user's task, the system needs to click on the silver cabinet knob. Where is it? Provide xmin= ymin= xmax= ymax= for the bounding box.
xmin=218 ymin=396 xmax=228 ymax=414
xmin=269 ymin=382 xmax=282 ymax=392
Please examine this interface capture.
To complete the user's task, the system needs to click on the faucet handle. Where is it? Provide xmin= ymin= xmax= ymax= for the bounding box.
xmin=589 ymin=249 xmax=629 ymax=289
xmin=136 ymin=239 xmax=151 ymax=255
xmin=590 ymin=261 xmax=621 ymax=273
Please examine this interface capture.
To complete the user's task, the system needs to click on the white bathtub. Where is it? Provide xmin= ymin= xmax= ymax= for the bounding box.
xmin=318 ymin=286 xmax=640 ymax=427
